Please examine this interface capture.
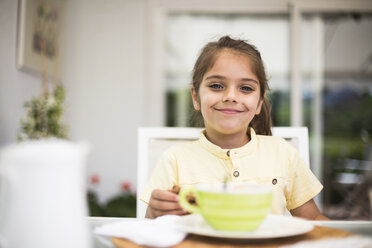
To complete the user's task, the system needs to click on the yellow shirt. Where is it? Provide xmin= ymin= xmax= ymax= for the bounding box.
xmin=140 ymin=128 xmax=323 ymax=214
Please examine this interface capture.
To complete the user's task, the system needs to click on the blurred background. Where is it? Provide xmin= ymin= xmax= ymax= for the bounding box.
xmin=0 ymin=0 xmax=371 ymax=219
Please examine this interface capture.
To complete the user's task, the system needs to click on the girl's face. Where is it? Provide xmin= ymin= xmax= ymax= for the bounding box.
xmin=192 ymin=50 xmax=263 ymax=137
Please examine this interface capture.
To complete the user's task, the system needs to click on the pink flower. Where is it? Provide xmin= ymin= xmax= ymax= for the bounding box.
xmin=121 ymin=181 xmax=131 ymax=192
xmin=90 ymin=174 xmax=100 ymax=185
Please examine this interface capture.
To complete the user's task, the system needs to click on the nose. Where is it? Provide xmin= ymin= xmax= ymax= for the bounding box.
xmin=222 ymin=87 xmax=238 ymax=102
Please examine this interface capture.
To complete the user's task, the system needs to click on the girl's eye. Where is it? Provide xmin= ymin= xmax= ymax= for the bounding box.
xmin=209 ymin=83 xmax=223 ymax=90
xmin=241 ymin=85 xmax=253 ymax=92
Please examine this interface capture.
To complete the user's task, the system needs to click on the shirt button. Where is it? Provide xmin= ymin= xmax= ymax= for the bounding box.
xmin=233 ymin=171 xmax=239 ymax=177
xmin=226 ymin=150 xmax=230 ymax=157
xmin=272 ymin=178 xmax=277 ymax=185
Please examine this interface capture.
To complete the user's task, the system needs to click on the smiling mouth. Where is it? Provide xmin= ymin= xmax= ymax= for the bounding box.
xmin=216 ymin=108 xmax=244 ymax=114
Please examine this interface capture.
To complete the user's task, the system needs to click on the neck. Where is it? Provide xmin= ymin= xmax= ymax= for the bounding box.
xmin=205 ymin=128 xmax=250 ymax=149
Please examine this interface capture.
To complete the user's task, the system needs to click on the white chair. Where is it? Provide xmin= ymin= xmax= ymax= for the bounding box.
xmin=271 ymin=127 xmax=310 ymax=167
xmin=136 ymin=126 xmax=310 ymax=218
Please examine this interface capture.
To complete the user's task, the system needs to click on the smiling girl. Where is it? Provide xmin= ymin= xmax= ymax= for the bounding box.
xmin=140 ymin=36 xmax=328 ymax=220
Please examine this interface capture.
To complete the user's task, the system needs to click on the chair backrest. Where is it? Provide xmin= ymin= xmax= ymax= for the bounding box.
xmin=136 ymin=126 xmax=309 ymax=218
xmin=271 ymin=127 xmax=310 ymax=166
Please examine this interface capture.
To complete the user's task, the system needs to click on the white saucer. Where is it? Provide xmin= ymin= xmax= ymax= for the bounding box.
xmin=174 ymin=214 xmax=314 ymax=239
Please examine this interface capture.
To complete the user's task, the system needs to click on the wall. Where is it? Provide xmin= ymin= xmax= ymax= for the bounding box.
xmin=0 ymin=0 xmax=41 ymax=145
xmin=0 ymin=0 xmax=147 ymax=202
xmin=63 ymin=0 xmax=146 ymax=201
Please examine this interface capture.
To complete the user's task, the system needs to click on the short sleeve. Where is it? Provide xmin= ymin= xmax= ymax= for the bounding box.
xmin=286 ymin=147 xmax=323 ymax=210
xmin=139 ymin=149 xmax=179 ymax=204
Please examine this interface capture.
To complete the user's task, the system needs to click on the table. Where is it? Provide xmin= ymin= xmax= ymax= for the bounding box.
xmin=88 ymin=217 xmax=372 ymax=248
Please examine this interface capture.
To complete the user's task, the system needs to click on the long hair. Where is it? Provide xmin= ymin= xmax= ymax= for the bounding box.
xmin=191 ymin=36 xmax=272 ymax=135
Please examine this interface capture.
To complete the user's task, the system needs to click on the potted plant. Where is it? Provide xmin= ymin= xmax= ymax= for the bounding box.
xmin=17 ymin=83 xmax=68 ymax=141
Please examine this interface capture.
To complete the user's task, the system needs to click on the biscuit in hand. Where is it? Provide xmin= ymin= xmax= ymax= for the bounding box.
xmin=169 ymin=185 xmax=196 ymax=206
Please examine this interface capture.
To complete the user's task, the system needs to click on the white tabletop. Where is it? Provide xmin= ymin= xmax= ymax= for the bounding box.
xmin=87 ymin=217 xmax=372 ymax=248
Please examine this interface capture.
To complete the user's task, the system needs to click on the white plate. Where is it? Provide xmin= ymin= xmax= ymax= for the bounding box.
xmin=174 ymin=214 xmax=314 ymax=239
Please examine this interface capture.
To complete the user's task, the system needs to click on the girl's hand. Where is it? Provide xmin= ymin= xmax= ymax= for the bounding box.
xmin=145 ymin=189 xmax=187 ymax=218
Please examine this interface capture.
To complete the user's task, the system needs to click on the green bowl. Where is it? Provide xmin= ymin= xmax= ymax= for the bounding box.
xmin=179 ymin=182 xmax=273 ymax=231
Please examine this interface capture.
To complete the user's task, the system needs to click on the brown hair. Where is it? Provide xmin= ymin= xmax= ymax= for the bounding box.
xmin=191 ymin=36 xmax=272 ymax=135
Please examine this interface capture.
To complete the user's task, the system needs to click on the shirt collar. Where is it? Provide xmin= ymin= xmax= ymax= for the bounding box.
xmin=198 ymin=128 xmax=258 ymax=159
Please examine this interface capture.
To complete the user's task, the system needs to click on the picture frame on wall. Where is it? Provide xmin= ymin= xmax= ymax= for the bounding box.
xmin=16 ymin=0 xmax=65 ymax=79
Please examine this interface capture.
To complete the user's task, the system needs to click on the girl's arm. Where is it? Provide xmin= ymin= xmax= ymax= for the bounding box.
xmin=145 ymin=189 xmax=187 ymax=218
xmin=290 ymin=199 xmax=330 ymax=220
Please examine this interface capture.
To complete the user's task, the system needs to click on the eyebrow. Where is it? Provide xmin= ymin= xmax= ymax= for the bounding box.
xmin=204 ymin=75 xmax=259 ymax=85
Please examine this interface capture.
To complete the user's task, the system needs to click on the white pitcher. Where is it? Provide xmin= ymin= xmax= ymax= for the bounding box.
xmin=0 ymin=139 xmax=91 ymax=248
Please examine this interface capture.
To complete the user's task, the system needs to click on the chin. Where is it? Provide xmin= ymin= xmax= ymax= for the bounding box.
xmin=216 ymin=125 xmax=246 ymax=135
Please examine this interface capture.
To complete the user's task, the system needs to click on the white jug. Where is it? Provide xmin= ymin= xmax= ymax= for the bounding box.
xmin=0 ymin=139 xmax=91 ymax=248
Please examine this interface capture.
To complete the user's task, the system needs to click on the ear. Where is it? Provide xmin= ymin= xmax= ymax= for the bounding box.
xmin=255 ymin=97 xmax=264 ymax=115
xmin=191 ymin=86 xmax=200 ymax=111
